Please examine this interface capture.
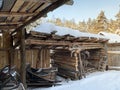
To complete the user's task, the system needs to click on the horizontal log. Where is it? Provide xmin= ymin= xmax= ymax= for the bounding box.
xmin=107 ymin=51 xmax=120 ymax=54
xmin=24 ymin=0 xmax=57 ymax=3
xmin=25 ymin=39 xmax=104 ymax=49
xmin=0 ymin=12 xmax=36 ymax=17
xmin=0 ymin=25 xmax=17 ymax=30
xmin=58 ymin=68 xmax=79 ymax=80
xmin=54 ymin=60 xmax=77 ymax=66
xmin=0 ymin=22 xmax=22 ymax=25
xmin=53 ymin=57 xmax=78 ymax=63
xmin=53 ymin=55 xmax=77 ymax=59
xmin=55 ymin=63 xmax=78 ymax=71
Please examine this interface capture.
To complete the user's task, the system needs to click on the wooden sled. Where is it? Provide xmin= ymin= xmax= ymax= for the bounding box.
xmin=26 ymin=65 xmax=58 ymax=86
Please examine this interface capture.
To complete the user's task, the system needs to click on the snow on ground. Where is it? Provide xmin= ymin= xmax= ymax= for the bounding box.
xmin=31 ymin=71 xmax=120 ymax=90
xmin=33 ymin=22 xmax=106 ymax=39
xmin=99 ymin=32 xmax=120 ymax=43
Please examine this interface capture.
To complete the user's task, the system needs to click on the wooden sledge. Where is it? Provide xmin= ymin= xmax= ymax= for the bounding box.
xmin=26 ymin=65 xmax=58 ymax=86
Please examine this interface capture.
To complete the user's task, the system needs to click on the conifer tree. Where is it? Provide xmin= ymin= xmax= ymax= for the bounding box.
xmin=95 ymin=11 xmax=108 ymax=33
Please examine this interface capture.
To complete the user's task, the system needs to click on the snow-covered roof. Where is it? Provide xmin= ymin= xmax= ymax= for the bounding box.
xmin=33 ymin=23 xmax=107 ymax=40
xmin=99 ymin=32 xmax=120 ymax=43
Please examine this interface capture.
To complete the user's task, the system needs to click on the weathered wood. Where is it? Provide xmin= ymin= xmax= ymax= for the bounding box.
xmin=0 ymin=22 xmax=22 ymax=25
xmin=78 ymin=52 xmax=86 ymax=78
xmin=24 ymin=0 xmax=57 ymax=3
xmin=58 ymin=68 xmax=79 ymax=80
xmin=54 ymin=60 xmax=77 ymax=67
xmin=0 ymin=12 xmax=35 ymax=17
xmin=55 ymin=63 xmax=78 ymax=71
xmin=0 ymin=25 xmax=17 ymax=30
xmin=107 ymin=51 xmax=120 ymax=54
xmin=25 ymin=39 xmax=104 ymax=49
xmin=20 ymin=28 xmax=27 ymax=88
xmin=11 ymin=0 xmax=71 ymax=34
xmin=2 ymin=31 xmax=11 ymax=49
xmin=0 ymin=51 xmax=9 ymax=68
xmin=53 ymin=57 xmax=78 ymax=63
xmin=6 ymin=0 xmax=25 ymax=21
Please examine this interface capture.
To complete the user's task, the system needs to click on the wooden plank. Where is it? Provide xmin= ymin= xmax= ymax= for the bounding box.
xmin=35 ymin=3 xmax=50 ymax=12
xmin=31 ymin=49 xmax=38 ymax=68
xmin=25 ymin=39 xmax=103 ymax=49
xmin=0 ymin=21 xmax=22 ymax=25
xmin=27 ymin=2 xmax=42 ymax=13
xmin=58 ymin=68 xmax=79 ymax=80
xmin=0 ymin=25 xmax=17 ymax=30
xmin=107 ymin=51 xmax=120 ymax=54
xmin=7 ymin=0 xmax=25 ymax=21
xmin=2 ymin=31 xmax=11 ymax=49
xmin=22 ymin=1 xmax=43 ymax=25
xmin=54 ymin=60 xmax=77 ymax=66
xmin=0 ymin=0 xmax=16 ymax=22
xmin=24 ymin=0 xmax=57 ymax=3
xmin=0 ymin=51 xmax=9 ymax=68
xmin=46 ymin=49 xmax=49 ymax=68
xmin=0 ymin=12 xmax=35 ymax=17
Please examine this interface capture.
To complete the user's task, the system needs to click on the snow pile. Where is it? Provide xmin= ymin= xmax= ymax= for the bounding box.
xmin=33 ymin=23 xmax=106 ymax=39
xmin=33 ymin=71 xmax=120 ymax=90
xmin=99 ymin=32 xmax=120 ymax=43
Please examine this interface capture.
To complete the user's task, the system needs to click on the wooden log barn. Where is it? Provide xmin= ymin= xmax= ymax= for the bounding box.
xmin=0 ymin=0 xmax=108 ymax=88
xmin=108 ymin=43 xmax=120 ymax=67
xmin=0 ymin=0 xmax=74 ymax=87
xmin=26 ymin=30 xmax=108 ymax=80
xmin=99 ymin=32 xmax=120 ymax=70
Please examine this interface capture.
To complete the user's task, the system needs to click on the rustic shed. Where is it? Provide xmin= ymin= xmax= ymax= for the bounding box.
xmin=99 ymin=32 xmax=120 ymax=67
xmin=108 ymin=43 xmax=120 ymax=66
xmin=25 ymin=23 xmax=108 ymax=79
xmin=0 ymin=0 xmax=73 ymax=87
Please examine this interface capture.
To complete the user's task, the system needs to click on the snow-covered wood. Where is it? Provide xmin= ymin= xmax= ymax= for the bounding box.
xmin=99 ymin=31 xmax=120 ymax=43
xmin=33 ymin=23 xmax=107 ymax=40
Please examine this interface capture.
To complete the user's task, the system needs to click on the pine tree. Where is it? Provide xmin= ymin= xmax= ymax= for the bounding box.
xmin=115 ymin=10 xmax=120 ymax=27
xmin=94 ymin=11 xmax=108 ymax=33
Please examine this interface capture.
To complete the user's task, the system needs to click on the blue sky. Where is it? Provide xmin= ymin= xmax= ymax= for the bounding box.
xmin=46 ymin=0 xmax=120 ymax=23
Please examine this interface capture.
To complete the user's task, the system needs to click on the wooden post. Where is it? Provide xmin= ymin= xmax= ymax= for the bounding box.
xmin=20 ymin=28 xmax=27 ymax=88
xmin=9 ymin=35 xmax=14 ymax=67
xmin=76 ymin=50 xmax=86 ymax=79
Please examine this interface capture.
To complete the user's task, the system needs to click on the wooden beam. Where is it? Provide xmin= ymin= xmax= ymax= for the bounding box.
xmin=0 ymin=12 xmax=36 ymax=17
xmin=108 ymin=51 xmax=120 ymax=54
xmin=20 ymin=28 xmax=27 ymax=88
xmin=0 ymin=22 xmax=22 ymax=25
xmin=24 ymin=0 xmax=57 ymax=3
xmin=6 ymin=0 xmax=25 ymax=21
xmin=25 ymin=39 xmax=103 ymax=49
xmin=0 ymin=25 xmax=17 ymax=30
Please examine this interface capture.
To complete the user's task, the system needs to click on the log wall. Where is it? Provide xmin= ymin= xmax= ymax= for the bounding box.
xmin=13 ymin=49 xmax=51 ymax=71
xmin=108 ymin=43 xmax=120 ymax=66
xmin=0 ymin=51 xmax=9 ymax=68
xmin=0 ymin=49 xmax=51 ymax=71
xmin=0 ymin=31 xmax=11 ymax=68
xmin=52 ymin=50 xmax=79 ymax=79
xmin=52 ymin=48 xmax=107 ymax=79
